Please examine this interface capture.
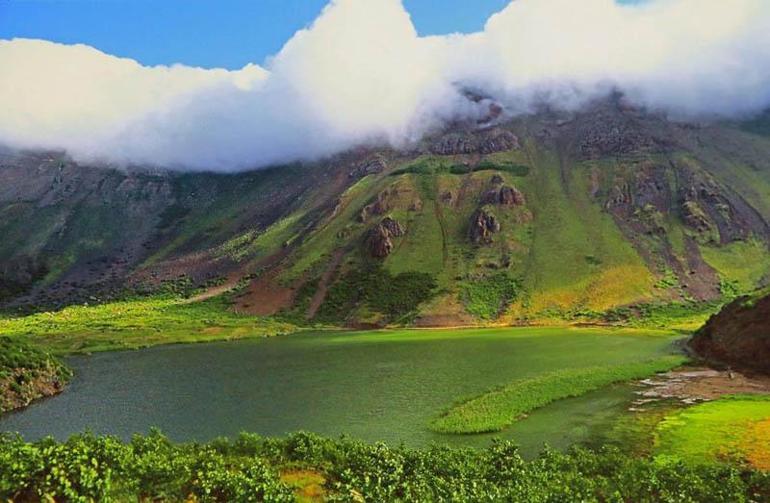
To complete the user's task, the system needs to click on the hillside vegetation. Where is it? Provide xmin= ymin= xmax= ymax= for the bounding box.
xmin=0 ymin=336 xmax=70 ymax=413
xmin=1 ymin=97 xmax=769 ymax=327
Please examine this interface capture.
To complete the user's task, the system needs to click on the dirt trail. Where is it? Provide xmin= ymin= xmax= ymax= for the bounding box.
xmin=305 ymin=249 xmax=346 ymax=319
xmin=185 ymin=275 xmax=240 ymax=303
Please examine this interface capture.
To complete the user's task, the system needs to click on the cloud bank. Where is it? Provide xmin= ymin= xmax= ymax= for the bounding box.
xmin=1 ymin=0 xmax=769 ymax=170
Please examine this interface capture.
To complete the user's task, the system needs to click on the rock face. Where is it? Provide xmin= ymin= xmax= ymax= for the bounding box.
xmin=469 ymin=209 xmax=500 ymax=245
xmin=690 ymin=290 xmax=770 ymax=375
xmin=430 ymin=128 xmax=519 ymax=156
xmin=379 ymin=216 xmax=405 ymax=238
xmin=359 ymin=190 xmax=390 ymax=222
xmin=349 ymin=155 xmax=387 ymax=179
xmin=677 ymin=168 xmax=768 ymax=244
xmin=572 ymin=96 xmax=673 ymax=160
xmin=481 ymin=181 xmax=526 ymax=207
xmin=367 ymin=217 xmax=405 ymax=258
xmin=0 ymin=365 xmax=68 ymax=413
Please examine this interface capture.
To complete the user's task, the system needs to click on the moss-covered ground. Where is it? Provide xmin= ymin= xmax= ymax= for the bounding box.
xmin=655 ymin=395 xmax=770 ymax=469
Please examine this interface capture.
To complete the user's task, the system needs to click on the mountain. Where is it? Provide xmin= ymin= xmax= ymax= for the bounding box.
xmin=690 ymin=286 xmax=770 ymax=374
xmin=2 ymin=96 xmax=770 ymax=326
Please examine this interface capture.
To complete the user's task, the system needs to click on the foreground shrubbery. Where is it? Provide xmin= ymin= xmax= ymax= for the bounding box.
xmin=1 ymin=431 xmax=769 ymax=502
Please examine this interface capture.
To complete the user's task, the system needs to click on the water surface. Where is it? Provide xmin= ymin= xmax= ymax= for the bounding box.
xmin=0 ymin=327 xmax=677 ymax=456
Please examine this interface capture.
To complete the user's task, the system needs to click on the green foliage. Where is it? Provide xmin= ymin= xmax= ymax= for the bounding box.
xmin=654 ymin=269 xmax=679 ymax=290
xmin=0 ymin=337 xmax=64 ymax=378
xmin=1 ymin=431 xmax=768 ymax=502
xmin=700 ymin=239 xmax=770 ymax=296
xmin=0 ymin=296 xmax=297 ymax=354
xmin=0 ymin=336 xmax=71 ymax=412
xmin=0 ymin=432 xmax=294 ymax=502
xmin=316 ymin=266 xmax=437 ymax=323
xmin=431 ymin=356 xmax=687 ymax=434
xmin=602 ymin=301 xmax=722 ymax=331
xmin=461 ymin=273 xmax=521 ymax=320
xmin=390 ymin=159 xmax=529 ymax=177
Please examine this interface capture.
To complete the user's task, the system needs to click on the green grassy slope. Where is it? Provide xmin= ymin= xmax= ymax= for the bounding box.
xmin=1 ymin=105 xmax=768 ymax=326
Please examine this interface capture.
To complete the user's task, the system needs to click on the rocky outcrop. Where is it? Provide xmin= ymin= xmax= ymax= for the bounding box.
xmin=367 ymin=217 xmax=405 ymax=258
xmin=379 ymin=216 xmax=405 ymax=238
xmin=690 ymin=289 xmax=770 ymax=375
xmin=677 ymin=167 xmax=768 ymax=244
xmin=359 ymin=190 xmax=391 ymax=222
xmin=481 ymin=181 xmax=526 ymax=207
xmin=430 ymin=128 xmax=519 ymax=156
xmin=681 ymin=200 xmax=714 ymax=236
xmin=469 ymin=209 xmax=500 ymax=245
xmin=0 ymin=365 xmax=69 ymax=413
xmin=499 ymin=186 xmax=526 ymax=206
xmin=572 ymin=96 xmax=673 ymax=160
xmin=349 ymin=155 xmax=387 ymax=179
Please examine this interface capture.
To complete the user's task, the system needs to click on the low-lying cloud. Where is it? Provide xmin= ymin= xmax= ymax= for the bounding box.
xmin=1 ymin=0 xmax=769 ymax=170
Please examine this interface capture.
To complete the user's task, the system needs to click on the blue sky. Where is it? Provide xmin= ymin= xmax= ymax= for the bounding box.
xmin=0 ymin=0 xmax=514 ymax=68
xmin=0 ymin=0 xmax=646 ymax=69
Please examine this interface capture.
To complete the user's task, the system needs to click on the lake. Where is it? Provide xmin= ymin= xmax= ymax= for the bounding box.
xmin=0 ymin=327 xmax=679 ymax=457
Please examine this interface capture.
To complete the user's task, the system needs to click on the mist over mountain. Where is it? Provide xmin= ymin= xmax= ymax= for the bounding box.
xmin=1 ymin=0 xmax=769 ymax=171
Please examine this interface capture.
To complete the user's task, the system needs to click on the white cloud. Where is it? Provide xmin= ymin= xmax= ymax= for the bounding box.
xmin=1 ymin=0 xmax=769 ymax=170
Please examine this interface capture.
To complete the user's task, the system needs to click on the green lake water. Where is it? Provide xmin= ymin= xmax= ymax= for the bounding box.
xmin=0 ymin=327 xmax=680 ymax=457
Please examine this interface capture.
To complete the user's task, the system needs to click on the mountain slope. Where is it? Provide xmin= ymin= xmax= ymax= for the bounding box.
xmin=2 ymin=97 xmax=769 ymax=326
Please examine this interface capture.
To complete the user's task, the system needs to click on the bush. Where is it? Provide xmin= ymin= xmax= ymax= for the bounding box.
xmin=316 ymin=266 xmax=437 ymax=323
xmin=1 ymin=431 xmax=769 ymax=502
xmin=461 ymin=273 xmax=520 ymax=320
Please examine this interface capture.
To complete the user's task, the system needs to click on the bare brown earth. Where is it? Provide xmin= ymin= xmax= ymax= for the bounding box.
xmin=305 ymin=248 xmax=346 ymax=319
xmin=232 ymin=251 xmax=299 ymax=316
xmin=233 ymin=270 xmax=297 ymax=316
xmin=631 ymin=367 xmax=770 ymax=411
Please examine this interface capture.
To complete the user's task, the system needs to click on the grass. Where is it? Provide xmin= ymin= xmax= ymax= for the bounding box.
xmin=431 ymin=355 xmax=686 ymax=434
xmin=0 ymin=296 xmax=296 ymax=355
xmin=655 ymin=395 xmax=770 ymax=469
xmin=602 ymin=300 xmax=723 ymax=331
xmin=509 ymin=149 xmax=655 ymax=319
xmin=0 ymin=336 xmax=71 ymax=412
xmin=384 ymin=174 xmax=447 ymax=280
xmin=0 ymin=337 xmax=67 ymax=379
xmin=700 ymin=238 xmax=770 ymax=295
xmin=389 ymin=158 xmax=530 ymax=177
xmin=214 ymin=211 xmax=306 ymax=262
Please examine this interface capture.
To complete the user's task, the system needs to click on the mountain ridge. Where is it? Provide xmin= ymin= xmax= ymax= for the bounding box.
xmin=2 ymin=96 xmax=769 ymax=327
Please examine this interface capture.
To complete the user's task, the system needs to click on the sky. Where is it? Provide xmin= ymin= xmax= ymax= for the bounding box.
xmin=0 ymin=0 xmax=767 ymax=171
xmin=0 ymin=0 xmax=641 ymax=69
xmin=1 ymin=0 xmax=514 ymax=68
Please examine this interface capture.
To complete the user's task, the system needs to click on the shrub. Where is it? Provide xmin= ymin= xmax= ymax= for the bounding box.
xmin=461 ymin=273 xmax=520 ymax=320
xmin=316 ymin=266 xmax=437 ymax=323
xmin=1 ymin=431 xmax=769 ymax=501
